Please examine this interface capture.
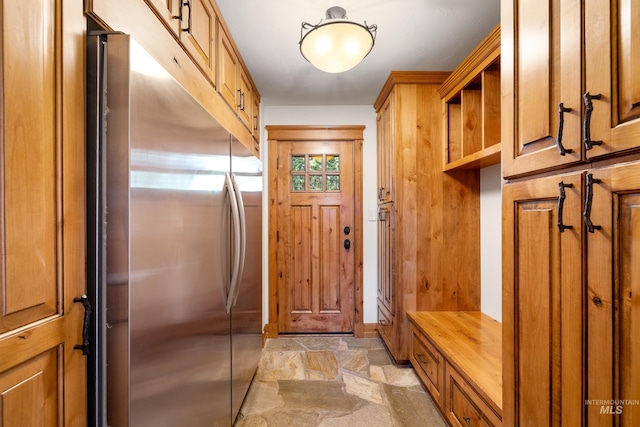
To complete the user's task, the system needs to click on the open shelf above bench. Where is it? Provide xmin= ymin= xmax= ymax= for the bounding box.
xmin=439 ymin=25 xmax=501 ymax=172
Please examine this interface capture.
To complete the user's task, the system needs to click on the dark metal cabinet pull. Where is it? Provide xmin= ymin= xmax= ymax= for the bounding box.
xmin=237 ymin=89 xmax=245 ymax=110
xmin=557 ymin=181 xmax=574 ymax=232
xmin=73 ymin=295 xmax=92 ymax=356
xmin=463 ymin=416 xmax=473 ymax=427
xmin=556 ymin=103 xmax=573 ymax=155
xmin=584 ymin=173 xmax=602 ymax=233
xmin=583 ymin=92 xmax=603 ymax=150
xmin=344 ymin=239 xmax=351 ymax=250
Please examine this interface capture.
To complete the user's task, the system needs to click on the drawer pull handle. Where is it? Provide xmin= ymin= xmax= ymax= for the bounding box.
xmin=556 ymin=103 xmax=573 ymax=155
xmin=583 ymin=92 xmax=603 ymax=150
xmin=557 ymin=181 xmax=573 ymax=232
xmin=416 ymin=353 xmax=429 ymax=365
xmin=583 ymin=173 xmax=602 ymax=233
xmin=463 ymin=416 xmax=473 ymax=427
xmin=379 ymin=319 xmax=388 ymax=326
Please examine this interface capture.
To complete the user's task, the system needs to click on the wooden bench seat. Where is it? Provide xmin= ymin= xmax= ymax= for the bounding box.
xmin=407 ymin=311 xmax=502 ymax=426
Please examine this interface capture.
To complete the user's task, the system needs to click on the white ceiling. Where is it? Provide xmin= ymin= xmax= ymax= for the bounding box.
xmin=215 ymin=0 xmax=500 ymax=106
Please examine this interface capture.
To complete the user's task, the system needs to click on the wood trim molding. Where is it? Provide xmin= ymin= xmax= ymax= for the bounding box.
xmin=438 ymin=25 xmax=501 ymax=99
xmin=373 ymin=71 xmax=451 ymax=111
xmin=266 ymin=125 xmax=365 ymax=141
xmin=266 ymin=125 xmax=366 ymax=338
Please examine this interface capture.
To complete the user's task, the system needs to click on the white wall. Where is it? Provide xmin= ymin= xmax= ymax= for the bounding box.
xmin=261 ymin=105 xmax=379 ymax=324
xmin=480 ymin=164 xmax=502 ymax=321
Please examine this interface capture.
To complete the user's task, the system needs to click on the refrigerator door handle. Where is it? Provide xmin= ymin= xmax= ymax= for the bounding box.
xmin=225 ymin=172 xmax=242 ymax=313
xmin=231 ymin=174 xmax=246 ymax=306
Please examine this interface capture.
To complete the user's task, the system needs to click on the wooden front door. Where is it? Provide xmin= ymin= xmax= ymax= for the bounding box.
xmin=0 ymin=1 xmax=86 ymax=425
xmin=275 ymin=138 xmax=356 ymax=333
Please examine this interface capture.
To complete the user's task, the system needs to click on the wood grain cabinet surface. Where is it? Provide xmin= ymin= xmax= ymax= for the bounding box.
xmin=0 ymin=1 xmax=87 ymax=424
xmin=374 ymin=72 xmax=481 ymax=363
xmin=502 ymin=0 xmax=640 ymax=179
xmin=502 ymin=2 xmax=640 ymax=424
xmin=408 ymin=312 xmax=502 ymax=427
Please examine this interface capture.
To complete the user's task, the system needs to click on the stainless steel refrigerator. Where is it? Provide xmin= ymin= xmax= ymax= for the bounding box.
xmin=86 ymin=33 xmax=262 ymax=427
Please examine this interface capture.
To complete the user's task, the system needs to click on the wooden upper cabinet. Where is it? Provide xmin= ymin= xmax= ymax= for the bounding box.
xmin=252 ymin=92 xmax=261 ymax=141
xmin=237 ymin=67 xmax=252 ymax=129
xmin=146 ymin=0 xmax=181 ymax=35
xmin=376 ymin=92 xmax=394 ymax=203
xmin=180 ymin=0 xmax=216 ymax=84
xmin=502 ymin=0 xmax=583 ymax=178
xmin=217 ymin=24 xmax=257 ymax=134
xmin=584 ymin=0 xmax=640 ymax=160
xmin=503 ymin=0 xmax=640 ymax=178
xmin=217 ymin=23 xmax=239 ymax=111
xmin=145 ymin=0 xmax=216 ymax=84
xmin=0 ymin=0 xmax=86 ymax=425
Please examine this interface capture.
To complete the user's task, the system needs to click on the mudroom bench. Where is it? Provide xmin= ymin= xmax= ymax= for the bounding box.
xmin=407 ymin=311 xmax=502 ymax=427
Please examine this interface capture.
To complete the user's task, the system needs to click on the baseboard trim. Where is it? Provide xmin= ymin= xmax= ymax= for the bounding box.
xmin=363 ymin=323 xmax=379 ymax=338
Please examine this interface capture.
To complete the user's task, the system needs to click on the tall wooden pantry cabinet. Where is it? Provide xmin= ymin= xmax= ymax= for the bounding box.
xmin=374 ymin=72 xmax=480 ymax=363
xmin=0 ymin=1 xmax=87 ymax=425
xmin=502 ymin=0 xmax=640 ymax=425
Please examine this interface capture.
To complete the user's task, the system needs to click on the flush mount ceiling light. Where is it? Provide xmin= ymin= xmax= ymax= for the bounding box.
xmin=299 ymin=6 xmax=377 ymax=73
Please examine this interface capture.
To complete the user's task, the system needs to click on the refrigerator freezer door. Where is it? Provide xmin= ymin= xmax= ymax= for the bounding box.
xmin=100 ymin=34 xmax=233 ymax=427
xmin=230 ymin=136 xmax=263 ymax=420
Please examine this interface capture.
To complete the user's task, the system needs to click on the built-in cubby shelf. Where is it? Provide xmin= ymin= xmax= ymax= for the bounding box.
xmin=439 ymin=25 xmax=501 ymax=171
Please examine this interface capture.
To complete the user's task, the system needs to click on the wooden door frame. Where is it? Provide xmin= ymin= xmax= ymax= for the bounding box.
xmin=265 ymin=125 xmax=365 ymax=338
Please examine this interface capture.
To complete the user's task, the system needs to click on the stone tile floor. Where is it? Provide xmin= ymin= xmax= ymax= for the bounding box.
xmin=234 ymin=336 xmax=448 ymax=427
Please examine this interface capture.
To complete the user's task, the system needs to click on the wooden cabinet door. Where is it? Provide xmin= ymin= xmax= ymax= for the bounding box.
xmin=502 ymin=172 xmax=583 ymax=426
xmin=0 ymin=1 xmax=86 ymax=425
xmin=180 ymin=0 xmax=216 ymax=84
xmin=584 ymin=161 xmax=640 ymax=426
xmin=377 ymin=203 xmax=394 ymax=314
xmin=217 ymin=24 xmax=238 ymax=110
xmin=237 ymin=67 xmax=252 ymax=129
xmin=584 ymin=0 xmax=640 ymax=159
xmin=502 ymin=0 xmax=583 ymax=178
xmin=146 ymin=0 xmax=181 ymax=35
xmin=376 ymin=93 xmax=394 ymax=203
xmin=252 ymin=92 xmax=260 ymax=141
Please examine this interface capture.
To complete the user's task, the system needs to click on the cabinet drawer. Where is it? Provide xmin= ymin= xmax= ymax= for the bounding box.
xmin=410 ymin=328 xmax=444 ymax=405
xmin=446 ymin=363 xmax=500 ymax=427
xmin=377 ymin=302 xmax=393 ymax=349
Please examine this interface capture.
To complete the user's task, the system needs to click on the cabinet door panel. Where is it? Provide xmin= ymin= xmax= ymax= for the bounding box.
xmin=1 ymin=0 xmax=58 ymax=333
xmin=181 ymin=0 xmax=216 ymax=84
xmin=146 ymin=0 xmax=180 ymax=35
xmin=217 ymin=25 xmax=238 ymax=110
xmin=0 ymin=0 xmax=86 ymax=425
xmin=585 ymin=0 xmax=640 ymax=159
xmin=377 ymin=204 xmax=394 ymax=314
xmin=502 ymin=173 xmax=583 ymax=426
xmin=376 ymin=94 xmax=393 ymax=203
xmin=502 ymin=0 xmax=583 ymax=178
xmin=585 ymin=162 xmax=640 ymax=426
